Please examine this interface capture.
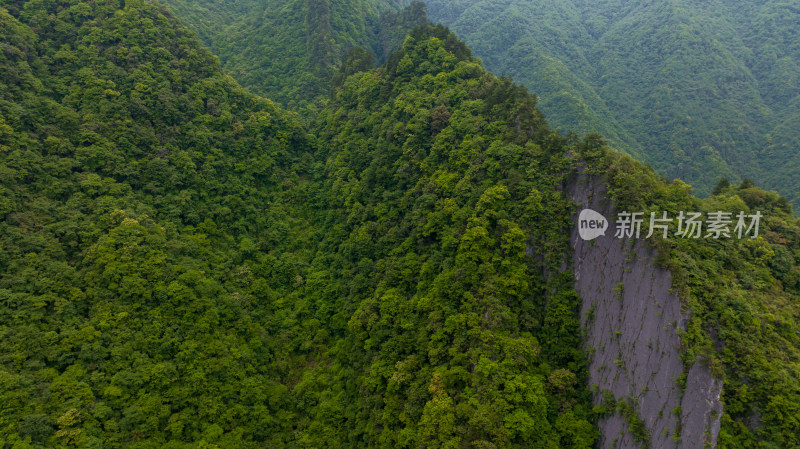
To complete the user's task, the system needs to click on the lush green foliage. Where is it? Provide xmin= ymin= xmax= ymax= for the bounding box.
xmin=307 ymin=24 xmax=599 ymax=448
xmin=423 ymin=0 xmax=800 ymax=206
xmin=159 ymin=0 xmax=428 ymax=113
xmin=0 ymin=1 xmax=596 ymax=446
xmin=0 ymin=0 xmax=310 ymax=446
xmin=154 ymin=0 xmax=800 ymax=208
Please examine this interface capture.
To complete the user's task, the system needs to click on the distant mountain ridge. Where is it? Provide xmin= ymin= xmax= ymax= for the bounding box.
xmin=161 ymin=0 xmax=427 ymax=112
xmin=161 ymin=0 xmax=800 ymax=208
xmin=423 ymin=0 xmax=800 ymax=205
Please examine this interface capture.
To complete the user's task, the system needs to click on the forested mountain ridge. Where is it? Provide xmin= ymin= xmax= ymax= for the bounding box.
xmin=159 ymin=0 xmax=428 ymax=113
xmin=421 ymin=0 xmax=800 ymax=206
xmin=1 ymin=0 xmax=800 ymax=448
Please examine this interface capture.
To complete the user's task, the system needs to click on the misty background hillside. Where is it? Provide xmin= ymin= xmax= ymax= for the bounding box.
xmin=164 ymin=0 xmax=800 ymax=205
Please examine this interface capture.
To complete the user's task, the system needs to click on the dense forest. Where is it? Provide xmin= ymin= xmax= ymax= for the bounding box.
xmin=422 ymin=0 xmax=800 ymax=206
xmin=160 ymin=0 xmax=800 ymax=205
xmin=0 ymin=1 xmax=594 ymax=446
xmin=0 ymin=0 xmax=799 ymax=448
xmin=159 ymin=0 xmax=427 ymax=113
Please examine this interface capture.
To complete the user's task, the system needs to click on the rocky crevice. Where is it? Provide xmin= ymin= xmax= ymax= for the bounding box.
xmin=567 ymin=174 xmax=723 ymax=449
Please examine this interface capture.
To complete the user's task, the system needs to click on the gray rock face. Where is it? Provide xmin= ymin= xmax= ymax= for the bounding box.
xmin=681 ymin=360 xmax=724 ymax=449
xmin=567 ymin=174 xmax=723 ymax=449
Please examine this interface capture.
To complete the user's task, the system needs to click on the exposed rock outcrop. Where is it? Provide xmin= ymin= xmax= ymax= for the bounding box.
xmin=681 ymin=360 xmax=723 ymax=449
xmin=567 ymin=173 xmax=723 ymax=449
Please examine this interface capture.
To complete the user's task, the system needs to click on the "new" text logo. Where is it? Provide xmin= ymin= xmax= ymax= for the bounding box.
xmin=578 ymin=209 xmax=608 ymax=241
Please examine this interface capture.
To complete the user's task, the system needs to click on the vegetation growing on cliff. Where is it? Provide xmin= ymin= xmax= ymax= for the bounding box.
xmin=594 ymin=145 xmax=800 ymax=448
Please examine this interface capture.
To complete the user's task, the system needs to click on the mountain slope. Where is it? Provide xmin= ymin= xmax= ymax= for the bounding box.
xmin=423 ymin=0 xmax=800 ymax=204
xmin=159 ymin=0 xmax=428 ymax=112
xmin=0 ymin=0 xmax=313 ymax=446
xmin=157 ymin=0 xmax=800 ymax=206
xmin=308 ymin=26 xmax=599 ymax=447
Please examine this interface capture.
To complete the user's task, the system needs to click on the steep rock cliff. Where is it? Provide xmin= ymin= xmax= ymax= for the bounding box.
xmin=568 ymin=174 xmax=723 ymax=448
